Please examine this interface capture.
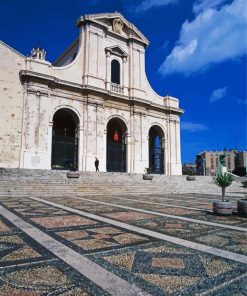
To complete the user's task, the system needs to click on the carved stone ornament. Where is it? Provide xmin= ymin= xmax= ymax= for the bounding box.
xmin=113 ymin=18 xmax=123 ymax=33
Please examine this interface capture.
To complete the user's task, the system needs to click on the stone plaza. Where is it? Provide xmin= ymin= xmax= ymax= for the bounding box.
xmin=0 ymin=169 xmax=246 ymax=295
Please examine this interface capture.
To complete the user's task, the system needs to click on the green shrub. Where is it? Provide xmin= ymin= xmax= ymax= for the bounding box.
xmin=213 ymin=172 xmax=234 ymax=202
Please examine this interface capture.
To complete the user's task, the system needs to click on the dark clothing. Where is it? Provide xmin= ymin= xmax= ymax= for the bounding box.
xmin=95 ymin=159 xmax=99 ymax=172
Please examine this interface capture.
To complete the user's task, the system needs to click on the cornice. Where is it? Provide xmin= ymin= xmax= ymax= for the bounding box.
xmin=19 ymin=70 xmax=184 ymax=115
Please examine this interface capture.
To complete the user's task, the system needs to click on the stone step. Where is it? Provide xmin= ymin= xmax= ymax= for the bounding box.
xmin=0 ymin=169 xmax=245 ymax=198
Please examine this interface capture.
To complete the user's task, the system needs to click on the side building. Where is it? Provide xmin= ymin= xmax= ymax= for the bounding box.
xmin=234 ymin=151 xmax=247 ymax=176
xmin=196 ymin=150 xmax=237 ymax=176
xmin=0 ymin=12 xmax=183 ymax=174
xmin=235 ymin=151 xmax=247 ymax=168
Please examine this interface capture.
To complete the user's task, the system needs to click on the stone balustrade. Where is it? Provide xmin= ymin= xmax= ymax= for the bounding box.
xmin=110 ymin=83 xmax=124 ymax=94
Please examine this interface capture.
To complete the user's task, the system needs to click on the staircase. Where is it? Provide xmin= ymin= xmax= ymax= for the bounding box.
xmin=0 ymin=169 xmax=246 ymax=199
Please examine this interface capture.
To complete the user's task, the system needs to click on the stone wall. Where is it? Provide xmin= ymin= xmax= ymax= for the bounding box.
xmin=0 ymin=42 xmax=25 ymax=168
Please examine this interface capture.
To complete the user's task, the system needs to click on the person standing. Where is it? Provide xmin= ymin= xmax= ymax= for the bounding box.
xmin=95 ymin=157 xmax=99 ymax=172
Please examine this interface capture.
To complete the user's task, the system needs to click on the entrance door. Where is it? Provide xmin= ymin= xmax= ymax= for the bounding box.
xmin=149 ymin=126 xmax=164 ymax=174
xmin=51 ymin=109 xmax=79 ymax=170
xmin=107 ymin=118 xmax=127 ymax=172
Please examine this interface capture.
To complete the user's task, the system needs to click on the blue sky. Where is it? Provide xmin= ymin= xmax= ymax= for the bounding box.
xmin=0 ymin=0 xmax=246 ymax=163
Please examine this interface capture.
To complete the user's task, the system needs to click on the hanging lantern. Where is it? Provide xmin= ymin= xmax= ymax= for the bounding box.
xmin=114 ymin=130 xmax=119 ymax=142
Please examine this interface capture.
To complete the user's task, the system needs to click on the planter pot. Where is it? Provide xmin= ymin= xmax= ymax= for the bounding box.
xmin=143 ymin=174 xmax=153 ymax=180
xmin=67 ymin=171 xmax=80 ymax=178
xmin=237 ymin=199 xmax=247 ymax=217
xmin=213 ymin=201 xmax=233 ymax=215
xmin=186 ymin=176 xmax=196 ymax=181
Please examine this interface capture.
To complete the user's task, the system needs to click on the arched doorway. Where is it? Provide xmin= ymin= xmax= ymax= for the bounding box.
xmin=51 ymin=108 xmax=79 ymax=170
xmin=107 ymin=118 xmax=127 ymax=172
xmin=149 ymin=126 xmax=164 ymax=174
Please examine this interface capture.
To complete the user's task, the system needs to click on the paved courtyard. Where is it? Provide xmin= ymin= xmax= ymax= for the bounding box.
xmin=0 ymin=192 xmax=246 ymax=295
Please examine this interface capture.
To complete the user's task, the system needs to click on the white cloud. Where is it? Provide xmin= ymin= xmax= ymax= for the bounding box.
xmin=159 ymin=0 xmax=247 ymax=76
xmin=209 ymin=86 xmax=227 ymax=102
xmin=181 ymin=122 xmax=208 ymax=132
xmin=136 ymin=0 xmax=178 ymax=12
xmin=193 ymin=0 xmax=228 ymax=14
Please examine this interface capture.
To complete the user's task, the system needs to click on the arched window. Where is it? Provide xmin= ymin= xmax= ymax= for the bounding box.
xmin=111 ymin=59 xmax=120 ymax=84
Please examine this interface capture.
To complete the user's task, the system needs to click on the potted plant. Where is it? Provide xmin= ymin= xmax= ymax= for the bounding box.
xmin=66 ymin=163 xmax=80 ymax=178
xmin=212 ymin=172 xmax=234 ymax=215
xmin=186 ymin=175 xmax=196 ymax=181
xmin=241 ymin=180 xmax=247 ymax=188
xmin=143 ymin=168 xmax=153 ymax=180
xmin=185 ymin=167 xmax=196 ymax=181
xmin=237 ymin=183 xmax=247 ymax=216
xmin=186 ymin=170 xmax=196 ymax=181
xmin=237 ymin=197 xmax=247 ymax=217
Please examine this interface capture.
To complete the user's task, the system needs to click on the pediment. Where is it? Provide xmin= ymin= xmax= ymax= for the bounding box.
xmin=77 ymin=13 xmax=149 ymax=46
xmin=105 ymin=46 xmax=128 ymax=59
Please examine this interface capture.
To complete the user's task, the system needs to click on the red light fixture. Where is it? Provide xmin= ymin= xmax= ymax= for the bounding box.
xmin=114 ymin=130 xmax=119 ymax=142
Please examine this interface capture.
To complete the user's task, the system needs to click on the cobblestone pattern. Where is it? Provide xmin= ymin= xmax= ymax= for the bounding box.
xmin=0 ymin=214 xmax=108 ymax=296
xmin=0 ymin=194 xmax=246 ymax=296
xmin=27 ymin=195 xmax=247 ymax=255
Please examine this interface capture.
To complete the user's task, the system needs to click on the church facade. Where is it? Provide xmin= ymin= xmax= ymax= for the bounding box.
xmin=0 ymin=13 xmax=183 ymax=174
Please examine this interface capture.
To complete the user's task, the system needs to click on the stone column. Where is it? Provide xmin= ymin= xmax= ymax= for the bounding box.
xmin=82 ymin=101 xmax=88 ymax=171
xmin=169 ymin=120 xmax=176 ymax=174
xmin=47 ymin=121 xmax=53 ymax=170
xmin=78 ymin=124 xmax=84 ymax=171
xmin=122 ymin=57 xmax=127 ymax=95
xmin=129 ymin=108 xmax=135 ymax=173
xmin=103 ymin=129 xmax=107 ymax=172
xmin=19 ymin=83 xmax=28 ymax=168
xmin=126 ymin=133 xmax=132 ymax=173
xmin=166 ymin=118 xmax=171 ymax=175
xmin=146 ymin=135 xmax=149 ymax=172
xmin=105 ymin=51 xmax=111 ymax=91
xmin=164 ymin=126 xmax=169 ymax=175
xmin=175 ymin=119 xmax=182 ymax=175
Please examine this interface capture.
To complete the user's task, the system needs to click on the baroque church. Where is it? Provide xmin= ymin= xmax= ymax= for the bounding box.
xmin=0 ymin=12 xmax=183 ymax=175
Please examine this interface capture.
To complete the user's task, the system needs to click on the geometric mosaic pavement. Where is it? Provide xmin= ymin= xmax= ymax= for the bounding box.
xmin=0 ymin=190 xmax=246 ymax=296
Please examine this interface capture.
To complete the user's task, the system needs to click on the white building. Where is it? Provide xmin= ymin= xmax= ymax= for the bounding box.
xmin=0 ymin=12 xmax=183 ymax=174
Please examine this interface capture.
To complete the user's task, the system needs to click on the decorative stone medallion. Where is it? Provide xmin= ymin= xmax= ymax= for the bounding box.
xmin=113 ymin=18 xmax=123 ymax=33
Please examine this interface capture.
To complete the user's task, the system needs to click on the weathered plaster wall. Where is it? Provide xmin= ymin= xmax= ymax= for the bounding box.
xmin=21 ymin=86 xmax=84 ymax=170
xmin=0 ymin=42 xmax=24 ymax=168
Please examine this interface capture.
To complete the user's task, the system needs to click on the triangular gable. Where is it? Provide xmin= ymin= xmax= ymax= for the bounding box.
xmin=105 ymin=46 xmax=128 ymax=59
xmin=76 ymin=12 xmax=149 ymax=46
